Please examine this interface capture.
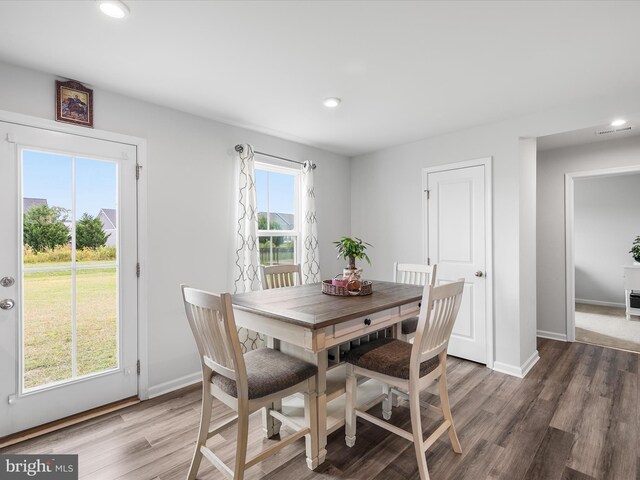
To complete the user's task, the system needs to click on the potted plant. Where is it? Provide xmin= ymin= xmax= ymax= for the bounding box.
xmin=334 ymin=236 xmax=372 ymax=278
xmin=631 ymin=235 xmax=640 ymax=264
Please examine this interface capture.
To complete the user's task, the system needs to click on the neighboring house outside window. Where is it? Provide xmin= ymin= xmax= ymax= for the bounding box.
xmin=23 ymin=197 xmax=48 ymax=212
xmin=255 ymin=162 xmax=300 ymax=266
xmin=97 ymin=208 xmax=117 ymax=247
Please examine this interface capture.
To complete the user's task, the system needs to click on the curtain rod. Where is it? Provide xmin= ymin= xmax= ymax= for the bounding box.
xmin=234 ymin=145 xmax=316 ymax=169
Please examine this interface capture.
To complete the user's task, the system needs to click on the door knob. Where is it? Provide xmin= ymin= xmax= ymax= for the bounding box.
xmin=474 ymin=271 xmax=484 ymax=277
xmin=0 ymin=299 xmax=15 ymax=310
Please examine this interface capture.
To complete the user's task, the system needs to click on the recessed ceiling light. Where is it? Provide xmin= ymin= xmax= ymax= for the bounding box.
xmin=98 ymin=0 xmax=130 ymax=19
xmin=611 ymin=119 xmax=627 ymax=127
xmin=323 ymin=97 xmax=341 ymax=108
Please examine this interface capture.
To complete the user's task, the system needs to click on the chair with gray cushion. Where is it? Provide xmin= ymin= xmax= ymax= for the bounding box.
xmin=259 ymin=263 xmax=303 ymax=437
xmin=394 ymin=262 xmax=437 ymax=342
xmin=344 ymin=280 xmax=465 ymax=480
xmin=181 ymin=285 xmax=319 ymax=480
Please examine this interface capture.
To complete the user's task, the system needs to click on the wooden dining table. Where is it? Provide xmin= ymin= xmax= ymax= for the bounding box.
xmin=231 ymin=280 xmax=424 ymax=468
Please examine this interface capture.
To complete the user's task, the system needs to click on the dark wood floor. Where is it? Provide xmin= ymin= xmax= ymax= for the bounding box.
xmin=2 ymin=338 xmax=638 ymax=480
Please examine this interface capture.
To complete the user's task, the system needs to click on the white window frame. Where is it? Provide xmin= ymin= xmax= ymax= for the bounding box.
xmin=255 ymin=161 xmax=301 ymax=266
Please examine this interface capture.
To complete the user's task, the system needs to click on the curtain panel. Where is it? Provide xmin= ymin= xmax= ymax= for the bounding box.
xmin=232 ymin=144 xmax=263 ymax=352
xmin=301 ymin=160 xmax=321 ymax=283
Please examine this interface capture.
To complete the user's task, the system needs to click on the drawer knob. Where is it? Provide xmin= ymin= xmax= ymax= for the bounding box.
xmin=364 ymin=318 xmax=371 ymax=326
xmin=418 ymin=302 xmax=421 ymax=308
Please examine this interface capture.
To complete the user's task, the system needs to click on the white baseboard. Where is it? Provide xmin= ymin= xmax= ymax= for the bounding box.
xmin=537 ymin=330 xmax=568 ymax=342
xmin=575 ymin=298 xmax=625 ymax=308
xmin=520 ymin=351 xmax=540 ymax=377
xmin=148 ymin=371 xmax=201 ymax=399
xmin=493 ymin=350 xmax=540 ymax=379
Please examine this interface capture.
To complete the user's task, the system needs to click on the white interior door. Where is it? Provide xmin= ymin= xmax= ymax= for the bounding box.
xmin=425 ymin=164 xmax=488 ymax=364
xmin=0 ymin=122 xmax=138 ymax=436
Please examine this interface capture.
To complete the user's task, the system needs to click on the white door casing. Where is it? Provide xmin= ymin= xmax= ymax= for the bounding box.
xmin=423 ymin=158 xmax=492 ymax=365
xmin=0 ymin=122 xmax=138 ymax=436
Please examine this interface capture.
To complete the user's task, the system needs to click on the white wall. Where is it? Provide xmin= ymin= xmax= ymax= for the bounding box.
xmin=537 ymin=136 xmax=640 ymax=337
xmin=352 ymin=93 xmax=640 ymax=374
xmin=575 ymin=174 xmax=640 ymax=306
xmin=518 ymin=138 xmax=538 ymax=367
xmin=0 ymin=61 xmax=351 ymax=394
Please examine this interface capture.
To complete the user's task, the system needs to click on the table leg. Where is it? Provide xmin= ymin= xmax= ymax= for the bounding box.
xmin=316 ymin=350 xmax=328 ymax=465
xmin=279 ymin=341 xmax=327 ymax=468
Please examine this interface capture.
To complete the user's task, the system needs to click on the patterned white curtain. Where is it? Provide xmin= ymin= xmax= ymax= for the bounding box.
xmin=232 ymin=144 xmax=263 ymax=352
xmin=301 ymin=160 xmax=321 ymax=283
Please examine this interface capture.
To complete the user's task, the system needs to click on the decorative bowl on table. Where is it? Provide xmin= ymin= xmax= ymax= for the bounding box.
xmin=322 ymin=279 xmax=373 ymax=296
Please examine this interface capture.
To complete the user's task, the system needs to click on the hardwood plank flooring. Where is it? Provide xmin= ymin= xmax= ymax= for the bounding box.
xmin=2 ymin=338 xmax=638 ymax=480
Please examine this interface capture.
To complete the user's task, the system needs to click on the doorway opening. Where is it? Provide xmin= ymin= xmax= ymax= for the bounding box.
xmin=537 ymin=121 xmax=640 ymax=353
xmin=567 ymin=169 xmax=640 ymax=353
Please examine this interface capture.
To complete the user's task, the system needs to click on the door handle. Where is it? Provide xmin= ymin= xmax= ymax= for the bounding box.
xmin=474 ymin=271 xmax=484 ymax=277
xmin=0 ymin=299 xmax=15 ymax=310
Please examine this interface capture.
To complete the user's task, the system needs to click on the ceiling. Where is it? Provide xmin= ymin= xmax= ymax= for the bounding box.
xmin=1 ymin=1 xmax=640 ymax=157
xmin=538 ymin=118 xmax=640 ymax=152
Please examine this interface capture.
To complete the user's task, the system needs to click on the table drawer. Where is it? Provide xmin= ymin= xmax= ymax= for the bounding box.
xmin=400 ymin=300 xmax=421 ymax=316
xmin=332 ymin=308 xmax=396 ymax=338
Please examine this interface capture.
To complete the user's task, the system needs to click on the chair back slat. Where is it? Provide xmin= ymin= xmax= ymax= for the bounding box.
xmin=394 ymin=262 xmax=437 ymax=288
xmin=181 ymin=286 xmax=247 ymax=387
xmin=412 ymin=279 xmax=465 ymax=368
xmin=261 ymin=264 xmax=302 ymax=289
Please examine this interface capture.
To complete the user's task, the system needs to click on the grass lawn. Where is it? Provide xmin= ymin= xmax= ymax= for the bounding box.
xmin=23 ymin=268 xmax=117 ymax=389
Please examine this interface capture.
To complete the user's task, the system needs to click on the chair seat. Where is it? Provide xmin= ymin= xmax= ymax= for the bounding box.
xmin=211 ymin=347 xmax=318 ymax=400
xmin=401 ymin=316 xmax=418 ymax=334
xmin=344 ymin=338 xmax=440 ymax=380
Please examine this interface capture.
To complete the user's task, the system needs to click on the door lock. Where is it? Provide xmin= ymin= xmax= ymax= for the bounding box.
xmin=0 ymin=299 xmax=15 ymax=310
xmin=0 ymin=277 xmax=15 ymax=288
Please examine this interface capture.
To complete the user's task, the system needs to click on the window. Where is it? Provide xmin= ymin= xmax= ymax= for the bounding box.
xmin=21 ymin=150 xmax=120 ymax=391
xmin=255 ymin=162 xmax=300 ymax=266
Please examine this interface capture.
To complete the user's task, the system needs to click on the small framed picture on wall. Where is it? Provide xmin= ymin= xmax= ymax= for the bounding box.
xmin=55 ymin=80 xmax=93 ymax=128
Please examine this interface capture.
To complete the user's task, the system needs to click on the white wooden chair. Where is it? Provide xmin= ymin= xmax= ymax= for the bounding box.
xmin=344 ymin=280 xmax=465 ymax=480
xmin=259 ymin=263 xmax=303 ymax=436
xmin=260 ymin=264 xmax=302 ymax=289
xmin=394 ymin=262 xmax=437 ymax=342
xmin=181 ymin=285 xmax=319 ymax=480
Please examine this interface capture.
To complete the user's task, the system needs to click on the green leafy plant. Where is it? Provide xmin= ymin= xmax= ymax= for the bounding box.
xmin=631 ymin=235 xmax=640 ymax=262
xmin=76 ymin=213 xmax=110 ymax=250
xmin=334 ymin=236 xmax=372 ymax=269
xmin=23 ymin=204 xmax=70 ymax=253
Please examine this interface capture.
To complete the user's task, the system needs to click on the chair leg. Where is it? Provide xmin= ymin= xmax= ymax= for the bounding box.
xmin=187 ymin=384 xmax=213 ymax=480
xmin=264 ymin=336 xmax=282 ymax=438
xmin=261 ymin=400 xmax=282 ymax=439
xmin=438 ymin=360 xmax=462 ymax=454
xmin=393 ymin=328 xmax=408 ymax=407
xmin=304 ymin=378 xmax=320 ymax=469
xmin=345 ymin=363 xmax=357 ymax=447
xmin=272 ymin=399 xmax=282 ymax=435
xmin=382 ymin=383 xmax=392 ymax=420
xmin=234 ymin=400 xmax=250 ymax=480
xmin=409 ymin=389 xmax=430 ymax=480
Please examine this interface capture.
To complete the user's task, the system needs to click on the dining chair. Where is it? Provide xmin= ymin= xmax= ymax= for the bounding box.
xmin=259 ymin=263 xmax=303 ymax=437
xmin=260 ymin=264 xmax=302 ymax=289
xmin=344 ymin=280 xmax=465 ymax=480
xmin=393 ymin=262 xmax=437 ymax=342
xmin=181 ymin=285 xmax=319 ymax=480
